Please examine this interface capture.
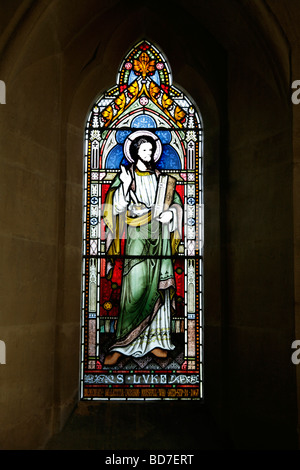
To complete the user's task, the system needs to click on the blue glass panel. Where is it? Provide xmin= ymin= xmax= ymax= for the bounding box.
xmin=151 ymin=70 xmax=161 ymax=86
xmin=105 ymin=145 xmax=124 ymax=169
xmin=155 ymin=130 xmax=171 ymax=144
xmin=131 ymin=114 xmax=157 ymax=129
xmin=128 ymin=69 xmax=137 ymax=85
xmin=156 ymin=144 xmax=182 ymax=170
xmin=120 ymin=157 xmax=130 ymax=167
xmin=116 ymin=130 xmax=132 ymax=144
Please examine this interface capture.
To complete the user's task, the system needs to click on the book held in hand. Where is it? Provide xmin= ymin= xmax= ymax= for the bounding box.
xmin=153 ymin=174 xmax=176 ymax=218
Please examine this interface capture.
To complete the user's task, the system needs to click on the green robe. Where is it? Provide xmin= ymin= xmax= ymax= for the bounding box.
xmin=103 ymin=168 xmax=182 ymax=350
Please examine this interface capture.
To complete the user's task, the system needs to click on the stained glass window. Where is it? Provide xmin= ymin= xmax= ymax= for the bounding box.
xmin=80 ymin=40 xmax=203 ymax=401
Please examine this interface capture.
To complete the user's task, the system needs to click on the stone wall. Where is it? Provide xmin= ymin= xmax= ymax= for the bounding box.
xmin=0 ymin=0 xmax=298 ymax=450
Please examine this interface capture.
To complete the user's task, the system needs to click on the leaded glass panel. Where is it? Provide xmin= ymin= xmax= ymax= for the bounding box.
xmin=80 ymin=40 xmax=203 ymax=400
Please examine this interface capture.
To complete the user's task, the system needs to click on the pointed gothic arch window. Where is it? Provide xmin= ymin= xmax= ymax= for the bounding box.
xmin=80 ymin=40 xmax=203 ymax=400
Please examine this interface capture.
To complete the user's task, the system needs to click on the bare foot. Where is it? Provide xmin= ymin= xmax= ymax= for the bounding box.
xmin=104 ymin=351 xmax=122 ymax=366
xmin=151 ymin=348 xmax=167 ymax=358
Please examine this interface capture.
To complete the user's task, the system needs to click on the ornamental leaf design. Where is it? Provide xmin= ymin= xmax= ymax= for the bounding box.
xmin=161 ymin=93 xmax=173 ymax=110
xmin=174 ymin=105 xmax=186 ymax=123
xmin=133 ymin=52 xmax=156 ymax=79
xmin=149 ymin=81 xmax=160 ymax=100
xmin=114 ymin=92 xmax=126 ymax=111
xmin=127 ymin=80 xmax=139 ymax=99
xmin=101 ymin=105 xmax=113 ymax=124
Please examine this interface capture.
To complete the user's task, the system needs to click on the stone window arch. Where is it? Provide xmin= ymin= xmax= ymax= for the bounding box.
xmin=80 ymin=40 xmax=203 ymax=401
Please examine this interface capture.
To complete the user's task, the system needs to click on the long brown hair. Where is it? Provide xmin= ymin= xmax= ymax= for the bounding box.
xmin=129 ymin=135 xmax=156 ymax=171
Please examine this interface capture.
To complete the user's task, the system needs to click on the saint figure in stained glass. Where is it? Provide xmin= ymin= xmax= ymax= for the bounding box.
xmin=103 ymin=132 xmax=183 ymax=365
xmin=81 ymin=40 xmax=203 ymax=400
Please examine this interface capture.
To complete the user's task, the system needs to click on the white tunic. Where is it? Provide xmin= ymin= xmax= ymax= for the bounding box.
xmin=113 ymin=172 xmax=178 ymax=231
xmin=111 ymin=171 xmax=177 ymax=357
